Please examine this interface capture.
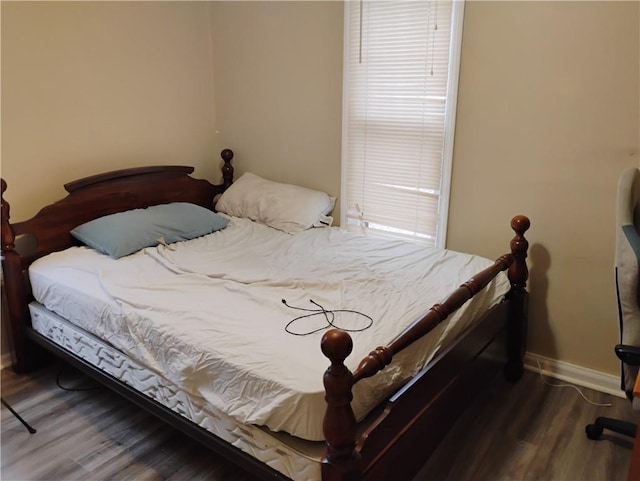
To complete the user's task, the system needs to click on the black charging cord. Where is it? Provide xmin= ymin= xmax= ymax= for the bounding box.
xmin=1 ymin=397 xmax=36 ymax=434
xmin=56 ymin=364 xmax=103 ymax=392
xmin=282 ymin=298 xmax=373 ymax=336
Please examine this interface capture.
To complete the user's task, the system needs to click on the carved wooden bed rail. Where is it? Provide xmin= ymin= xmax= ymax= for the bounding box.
xmin=320 ymin=215 xmax=530 ymax=481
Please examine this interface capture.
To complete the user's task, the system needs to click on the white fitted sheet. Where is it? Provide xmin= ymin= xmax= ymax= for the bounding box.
xmin=29 ymin=216 xmax=510 ymax=441
xmin=29 ymin=303 xmax=323 ymax=481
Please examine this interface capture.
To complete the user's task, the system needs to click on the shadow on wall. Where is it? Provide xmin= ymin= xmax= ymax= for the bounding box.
xmin=528 ymin=243 xmax=555 ymax=358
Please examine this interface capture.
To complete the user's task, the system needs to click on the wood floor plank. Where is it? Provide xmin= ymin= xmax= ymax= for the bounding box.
xmin=1 ymin=362 xmax=637 ymax=481
xmin=414 ymin=370 xmax=638 ymax=481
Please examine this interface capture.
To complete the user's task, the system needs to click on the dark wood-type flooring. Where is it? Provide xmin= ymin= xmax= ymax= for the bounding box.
xmin=1 ymin=361 xmax=637 ymax=481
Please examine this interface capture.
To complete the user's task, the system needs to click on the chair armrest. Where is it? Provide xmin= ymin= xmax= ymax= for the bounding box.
xmin=615 ymin=344 xmax=640 ymax=366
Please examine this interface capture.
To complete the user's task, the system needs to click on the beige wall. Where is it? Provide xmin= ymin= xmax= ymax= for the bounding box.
xmin=1 ymin=1 xmax=219 ymax=361
xmin=209 ymin=1 xmax=344 ymax=221
xmin=447 ymin=1 xmax=640 ymax=375
xmin=1 ymin=1 xmax=219 ymax=222
xmin=2 ymin=1 xmax=639 ymax=378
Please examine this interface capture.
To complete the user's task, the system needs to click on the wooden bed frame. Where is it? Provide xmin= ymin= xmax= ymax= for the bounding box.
xmin=1 ymin=149 xmax=530 ymax=481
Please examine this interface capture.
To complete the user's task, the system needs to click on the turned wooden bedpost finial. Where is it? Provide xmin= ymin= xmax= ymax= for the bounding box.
xmin=508 ymin=215 xmax=530 ymax=291
xmin=1 ymin=178 xmax=15 ymax=253
xmin=505 ymin=215 xmax=531 ymax=382
xmin=321 ymin=329 xmax=362 ymax=481
xmin=220 ymin=149 xmax=234 ymax=189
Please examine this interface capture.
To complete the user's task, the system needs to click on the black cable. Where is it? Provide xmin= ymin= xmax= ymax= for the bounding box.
xmin=1 ymin=397 xmax=36 ymax=434
xmin=282 ymin=298 xmax=373 ymax=336
xmin=56 ymin=364 xmax=103 ymax=392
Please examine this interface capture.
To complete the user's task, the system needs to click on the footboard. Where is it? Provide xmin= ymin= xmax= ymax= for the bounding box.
xmin=320 ymin=216 xmax=530 ymax=481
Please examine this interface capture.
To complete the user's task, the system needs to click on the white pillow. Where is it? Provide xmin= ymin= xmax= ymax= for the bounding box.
xmin=216 ymin=172 xmax=335 ymax=233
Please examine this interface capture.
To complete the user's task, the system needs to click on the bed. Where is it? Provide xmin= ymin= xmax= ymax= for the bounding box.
xmin=0 ymin=149 xmax=530 ymax=481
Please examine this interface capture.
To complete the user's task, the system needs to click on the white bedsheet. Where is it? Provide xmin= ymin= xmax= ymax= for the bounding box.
xmin=29 ymin=216 xmax=510 ymax=441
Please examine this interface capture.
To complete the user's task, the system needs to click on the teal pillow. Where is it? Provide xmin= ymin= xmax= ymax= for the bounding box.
xmin=71 ymin=202 xmax=229 ymax=258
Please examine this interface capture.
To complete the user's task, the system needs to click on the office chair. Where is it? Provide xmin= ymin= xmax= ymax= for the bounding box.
xmin=586 ymin=167 xmax=640 ymax=440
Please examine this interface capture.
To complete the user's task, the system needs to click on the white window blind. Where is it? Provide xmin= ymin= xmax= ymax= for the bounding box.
xmin=341 ymin=0 xmax=464 ymax=248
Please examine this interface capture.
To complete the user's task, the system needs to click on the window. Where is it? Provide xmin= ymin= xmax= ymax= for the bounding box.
xmin=341 ymin=0 xmax=464 ymax=248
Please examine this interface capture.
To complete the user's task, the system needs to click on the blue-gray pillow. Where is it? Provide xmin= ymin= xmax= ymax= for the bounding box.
xmin=71 ymin=202 xmax=229 ymax=258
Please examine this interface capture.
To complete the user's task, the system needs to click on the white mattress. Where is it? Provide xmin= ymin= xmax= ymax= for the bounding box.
xmin=29 ymin=216 xmax=510 ymax=441
xmin=29 ymin=302 xmax=324 ymax=481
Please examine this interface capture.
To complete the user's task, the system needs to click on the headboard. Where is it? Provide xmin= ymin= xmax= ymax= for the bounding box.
xmin=1 ymin=148 xmax=234 ymax=372
xmin=2 ymin=149 xmax=234 ymax=267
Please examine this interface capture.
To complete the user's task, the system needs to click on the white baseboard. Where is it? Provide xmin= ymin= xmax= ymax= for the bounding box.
xmin=524 ymin=352 xmax=625 ymax=399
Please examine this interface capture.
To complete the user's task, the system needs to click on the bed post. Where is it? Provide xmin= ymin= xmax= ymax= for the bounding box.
xmin=220 ymin=149 xmax=234 ymax=189
xmin=504 ymin=215 xmax=530 ymax=382
xmin=1 ymin=179 xmax=36 ymax=373
xmin=321 ymin=329 xmax=362 ymax=481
